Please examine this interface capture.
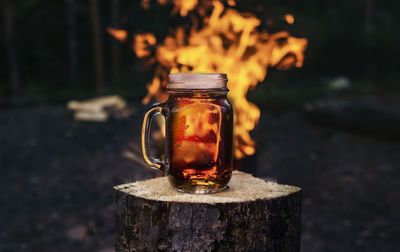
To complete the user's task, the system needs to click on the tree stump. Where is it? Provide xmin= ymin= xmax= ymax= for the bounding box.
xmin=114 ymin=171 xmax=302 ymax=252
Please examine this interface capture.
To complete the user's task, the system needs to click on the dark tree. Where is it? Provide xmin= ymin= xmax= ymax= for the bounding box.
xmin=111 ymin=0 xmax=121 ymax=81
xmin=90 ymin=0 xmax=105 ymax=93
xmin=3 ymin=0 xmax=20 ymax=97
xmin=364 ymin=0 xmax=375 ymax=74
xmin=65 ymin=0 xmax=78 ymax=86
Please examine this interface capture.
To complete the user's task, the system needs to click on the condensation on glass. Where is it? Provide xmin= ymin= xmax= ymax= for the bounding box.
xmin=141 ymin=73 xmax=233 ymax=194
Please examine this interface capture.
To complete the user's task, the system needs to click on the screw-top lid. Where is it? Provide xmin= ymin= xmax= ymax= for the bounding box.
xmin=167 ymin=73 xmax=228 ymax=89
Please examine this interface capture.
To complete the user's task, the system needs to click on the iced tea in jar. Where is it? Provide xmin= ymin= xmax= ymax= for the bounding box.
xmin=141 ymin=73 xmax=233 ymax=194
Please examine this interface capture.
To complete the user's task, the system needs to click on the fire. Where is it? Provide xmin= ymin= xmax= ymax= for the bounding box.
xmin=284 ymin=14 xmax=295 ymax=24
xmin=140 ymin=0 xmax=198 ymax=16
xmin=107 ymin=28 xmax=128 ymax=42
xmin=133 ymin=33 xmax=157 ymax=58
xmin=227 ymin=0 xmax=236 ymax=7
xmin=172 ymin=0 xmax=198 ymax=16
xmin=111 ymin=1 xmax=307 ymax=159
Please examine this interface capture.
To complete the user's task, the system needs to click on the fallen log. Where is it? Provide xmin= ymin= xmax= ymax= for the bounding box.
xmin=114 ymin=171 xmax=302 ymax=251
xmin=304 ymin=99 xmax=400 ymax=139
xmin=67 ymin=95 xmax=131 ymax=121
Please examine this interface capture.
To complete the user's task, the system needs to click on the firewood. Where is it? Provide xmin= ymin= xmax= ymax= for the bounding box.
xmin=74 ymin=111 xmax=108 ymax=121
xmin=67 ymin=95 xmax=129 ymax=122
xmin=67 ymin=95 xmax=126 ymax=112
xmin=114 ymin=171 xmax=302 ymax=251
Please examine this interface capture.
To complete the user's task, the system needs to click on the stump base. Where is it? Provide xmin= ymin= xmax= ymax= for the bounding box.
xmin=114 ymin=171 xmax=302 ymax=251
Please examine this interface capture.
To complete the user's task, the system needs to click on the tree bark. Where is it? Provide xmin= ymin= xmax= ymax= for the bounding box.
xmin=65 ymin=0 xmax=78 ymax=85
xmin=90 ymin=0 xmax=105 ymax=93
xmin=3 ymin=0 xmax=20 ymax=97
xmin=110 ymin=0 xmax=121 ymax=80
xmin=114 ymin=171 xmax=302 ymax=251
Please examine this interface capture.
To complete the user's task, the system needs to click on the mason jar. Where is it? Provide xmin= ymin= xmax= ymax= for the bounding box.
xmin=142 ymin=73 xmax=233 ymax=194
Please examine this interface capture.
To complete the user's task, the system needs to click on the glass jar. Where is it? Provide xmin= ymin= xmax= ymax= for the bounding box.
xmin=142 ymin=73 xmax=233 ymax=194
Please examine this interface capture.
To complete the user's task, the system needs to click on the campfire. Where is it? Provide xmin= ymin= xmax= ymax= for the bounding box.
xmin=109 ymin=0 xmax=307 ymax=159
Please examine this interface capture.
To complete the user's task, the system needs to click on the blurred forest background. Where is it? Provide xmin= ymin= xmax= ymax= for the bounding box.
xmin=1 ymin=0 xmax=399 ymax=106
xmin=1 ymin=1 xmax=400 ymax=251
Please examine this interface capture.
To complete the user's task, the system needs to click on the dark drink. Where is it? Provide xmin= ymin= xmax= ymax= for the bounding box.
xmin=165 ymin=92 xmax=233 ymax=193
xmin=141 ymin=73 xmax=233 ymax=194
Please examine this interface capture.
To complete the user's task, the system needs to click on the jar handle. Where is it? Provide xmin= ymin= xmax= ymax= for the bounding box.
xmin=141 ymin=103 xmax=166 ymax=173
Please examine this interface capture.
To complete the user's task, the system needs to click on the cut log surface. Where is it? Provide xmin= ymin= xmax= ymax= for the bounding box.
xmin=114 ymin=171 xmax=302 ymax=252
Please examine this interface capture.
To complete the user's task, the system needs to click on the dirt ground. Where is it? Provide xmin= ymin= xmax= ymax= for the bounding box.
xmin=0 ymin=104 xmax=399 ymax=251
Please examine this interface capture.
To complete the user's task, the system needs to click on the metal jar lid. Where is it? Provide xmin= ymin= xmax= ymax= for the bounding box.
xmin=167 ymin=73 xmax=228 ymax=90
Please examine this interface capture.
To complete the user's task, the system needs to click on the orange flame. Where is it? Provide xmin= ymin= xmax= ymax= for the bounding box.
xmin=141 ymin=0 xmax=197 ymax=16
xmin=131 ymin=1 xmax=307 ymax=159
xmin=227 ymin=0 xmax=236 ymax=7
xmin=107 ymin=28 xmax=128 ymax=42
xmin=172 ymin=0 xmax=198 ymax=16
xmin=133 ymin=33 xmax=157 ymax=58
xmin=284 ymin=14 xmax=295 ymax=24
